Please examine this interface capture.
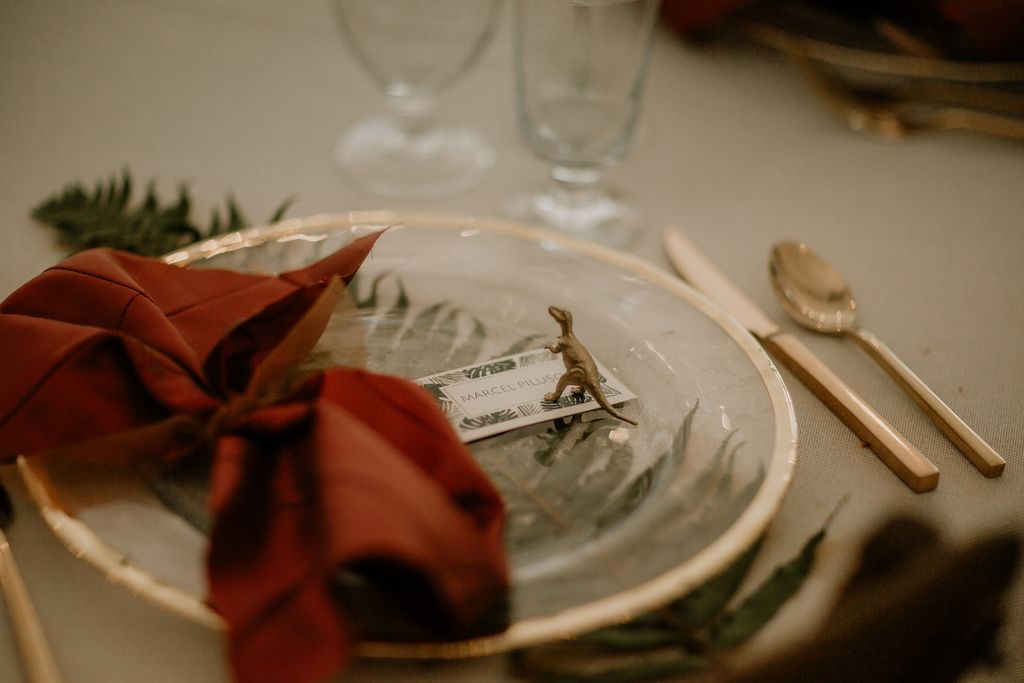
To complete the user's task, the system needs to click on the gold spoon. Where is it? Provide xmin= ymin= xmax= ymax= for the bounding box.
xmin=769 ymin=241 xmax=1006 ymax=477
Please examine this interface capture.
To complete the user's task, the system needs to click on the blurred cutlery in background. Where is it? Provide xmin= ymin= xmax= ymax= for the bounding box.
xmin=795 ymin=58 xmax=1024 ymax=142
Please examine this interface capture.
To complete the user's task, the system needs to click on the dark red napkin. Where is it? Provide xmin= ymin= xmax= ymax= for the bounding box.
xmin=0 ymin=234 xmax=509 ymax=683
xmin=938 ymin=0 xmax=1024 ymax=59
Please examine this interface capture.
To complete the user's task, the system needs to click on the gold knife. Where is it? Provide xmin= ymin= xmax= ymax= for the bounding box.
xmin=662 ymin=228 xmax=939 ymax=493
xmin=0 ymin=483 xmax=63 ymax=683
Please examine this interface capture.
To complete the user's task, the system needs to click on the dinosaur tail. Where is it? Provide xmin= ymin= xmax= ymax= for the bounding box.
xmin=587 ymin=382 xmax=638 ymax=425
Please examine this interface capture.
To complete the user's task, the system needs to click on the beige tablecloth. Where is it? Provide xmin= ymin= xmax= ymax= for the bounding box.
xmin=1 ymin=1 xmax=1022 ymax=681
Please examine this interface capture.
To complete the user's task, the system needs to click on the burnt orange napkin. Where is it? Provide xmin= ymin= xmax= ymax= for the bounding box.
xmin=0 ymin=234 xmax=509 ymax=683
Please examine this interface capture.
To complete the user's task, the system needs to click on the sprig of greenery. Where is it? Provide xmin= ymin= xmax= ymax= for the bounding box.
xmin=32 ymin=169 xmax=295 ymax=257
xmin=511 ymin=526 xmax=828 ymax=682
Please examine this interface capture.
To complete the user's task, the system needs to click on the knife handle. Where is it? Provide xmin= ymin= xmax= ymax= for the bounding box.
xmin=849 ymin=328 xmax=1005 ymax=477
xmin=762 ymin=332 xmax=940 ymax=493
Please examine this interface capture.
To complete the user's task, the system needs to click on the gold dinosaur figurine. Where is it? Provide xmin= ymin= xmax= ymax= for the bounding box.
xmin=543 ymin=305 xmax=638 ymax=425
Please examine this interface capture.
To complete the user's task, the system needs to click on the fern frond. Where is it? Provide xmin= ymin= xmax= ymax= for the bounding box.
xmin=32 ymin=169 xmax=294 ymax=257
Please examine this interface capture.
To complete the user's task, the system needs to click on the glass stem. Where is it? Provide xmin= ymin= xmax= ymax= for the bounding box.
xmin=384 ymin=93 xmax=436 ymax=138
xmin=547 ymin=164 xmax=607 ymax=209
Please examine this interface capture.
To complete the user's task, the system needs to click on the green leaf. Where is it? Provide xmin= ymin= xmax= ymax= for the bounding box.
xmin=710 ymin=528 xmax=826 ymax=649
xmin=672 ymin=400 xmax=699 ymax=464
xmin=32 ymin=170 xmax=295 ymax=256
xmin=367 ymin=277 xmax=412 ymax=351
xmin=572 ymin=537 xmax=767 ymax=661
xmin=579 ymin=625 xmax=683 ymax=651
xmin=353 ymin=271 xmax=391 ymax=309
xmin=446 ymin=316 xmax=487 ymax=368
xmin=671 ymin=536 xmax=763 ymax=629
xmin=493 ymin=416 xmax=631 ymax=552
xmin=593 ymin=454 xmax=667 ymax=532
xmin=397 ymin=301 xmax=448 ymax=349
xmin=268 ymin=196 xmax=297 ymax=223
xmin=514 ymin=501 xmax=831 ymax=681
xmin=389 ymin=277 xmax=410 ymax=313
xmin=226 ymin=195 xmax=246 ymax=231
xmin=414 ymin=307 xmax=460 ymax=370
xmin=664 ymin=426 xmax=737 ymax=524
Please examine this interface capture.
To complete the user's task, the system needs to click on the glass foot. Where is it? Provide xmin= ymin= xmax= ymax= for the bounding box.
xmin=505 ymin=186 xmax=643 ymax=248
xmin=334 ymin=116 xmax=495 ymax=198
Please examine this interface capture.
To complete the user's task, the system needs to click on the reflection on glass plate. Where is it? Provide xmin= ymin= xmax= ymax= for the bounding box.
xmin=19 ymin=212 xmax=796 ymax=658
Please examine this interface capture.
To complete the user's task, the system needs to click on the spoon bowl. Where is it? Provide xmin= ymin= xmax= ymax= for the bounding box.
xmin=768 ymin=240 xmax=1005 ymax=478
xmin=769 ymin=241 xmax=858 ymax=334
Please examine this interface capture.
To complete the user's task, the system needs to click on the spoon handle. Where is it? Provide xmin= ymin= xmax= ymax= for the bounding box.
xmin=763 ymin=332 xmax=940 ymax=493
xmin=849 ymin=328 xmax=1006 ymax=477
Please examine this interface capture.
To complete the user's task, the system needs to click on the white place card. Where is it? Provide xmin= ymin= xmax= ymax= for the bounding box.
xmin=414 ymin=348 xmax=636 ymax=442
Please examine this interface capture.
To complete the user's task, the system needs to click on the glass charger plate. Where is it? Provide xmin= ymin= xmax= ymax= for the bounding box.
xmin=19 ymin=212 xmax=796 ymax=658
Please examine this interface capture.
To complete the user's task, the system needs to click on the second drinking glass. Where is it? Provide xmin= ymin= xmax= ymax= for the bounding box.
xmin=508 ymin=0 xmax=661 ymax=247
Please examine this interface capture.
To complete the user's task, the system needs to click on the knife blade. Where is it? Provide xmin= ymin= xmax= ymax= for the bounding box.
xmin=662 ymin=228 xmax=939 ymax=493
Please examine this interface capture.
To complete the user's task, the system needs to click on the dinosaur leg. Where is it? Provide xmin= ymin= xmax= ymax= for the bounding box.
xmin=544 ymin=373 xmax=573 ymax=403
xmin=563 ymin=369 xmax=588 ymax=398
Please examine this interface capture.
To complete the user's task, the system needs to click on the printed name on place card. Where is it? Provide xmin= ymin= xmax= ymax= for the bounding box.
xmin=413 ymin=348 xmax=636 ymax=442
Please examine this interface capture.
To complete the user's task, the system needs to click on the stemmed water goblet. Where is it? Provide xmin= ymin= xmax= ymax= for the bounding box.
xmin=507 ymin=0 xmax=661 ymax=247
xmin=331 ymin=0 xmax=503 ymax=198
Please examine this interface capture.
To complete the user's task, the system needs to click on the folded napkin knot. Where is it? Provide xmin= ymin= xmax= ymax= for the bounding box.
xmin=200 ymin=391 xmax=271 ymax=445
xmin=196 ymin=272 xmax=346 ymax=448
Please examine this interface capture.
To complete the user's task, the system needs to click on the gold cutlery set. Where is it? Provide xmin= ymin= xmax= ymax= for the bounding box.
xmin=663 ymin=229 xmax=1005 ymax=492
